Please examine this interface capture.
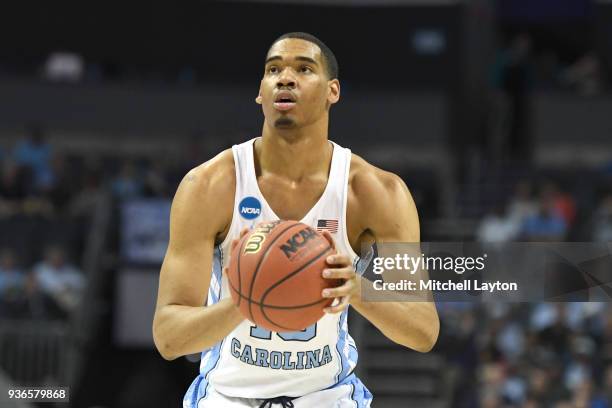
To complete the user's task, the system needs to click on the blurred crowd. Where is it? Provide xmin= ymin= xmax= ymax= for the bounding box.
xmin=468 ymin=172 xmax=612 ymax=406
xmin=0 ymin=246 xmax=84 ymax=320
xmin=476 ymin=180 xmax=612 ymax=243
xmin=0 ymin=125 xmax=190 ymax=221
xmin=440 ymin=302 xmax=612 ymax=408
xmin=0 ymin=126 xmax=91 ymax=320
xmin=0 ymin=125 xmax=224 ymax=321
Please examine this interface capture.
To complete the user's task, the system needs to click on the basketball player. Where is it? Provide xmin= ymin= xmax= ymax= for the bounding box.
xmin=153 ymin=32 xmax=439 ymax=408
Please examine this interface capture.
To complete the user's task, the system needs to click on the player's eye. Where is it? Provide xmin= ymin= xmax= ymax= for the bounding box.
xmin=268 ymin=66 xmax=279 ymax=74
xmin=300 ymin=66 xmax=313 ymax=73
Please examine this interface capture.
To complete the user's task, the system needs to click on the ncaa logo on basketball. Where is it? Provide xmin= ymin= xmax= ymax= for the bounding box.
xmin=238 ymin=196 xmax=261 ymax=220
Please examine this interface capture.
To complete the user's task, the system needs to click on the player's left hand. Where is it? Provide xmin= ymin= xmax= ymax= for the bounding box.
xmin=319 ymin=231 xmax=359 ymax=314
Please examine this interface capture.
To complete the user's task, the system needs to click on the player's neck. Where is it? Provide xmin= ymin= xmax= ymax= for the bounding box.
xmin=257 ymin=124 xmax=332 ymax=181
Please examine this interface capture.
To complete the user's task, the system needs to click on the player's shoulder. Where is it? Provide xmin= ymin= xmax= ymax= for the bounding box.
xmin=348 ymin=153 xmax=409 ymax=203
xmin=170 ymin=148 xmax=236 ymax=237
xmin=181 ymin=148 xmax=235 ymax=194
xmin=347 ymin=153 xmax=419 ymax=241
xmin=173 ymin=148 xmax=236 ymax=213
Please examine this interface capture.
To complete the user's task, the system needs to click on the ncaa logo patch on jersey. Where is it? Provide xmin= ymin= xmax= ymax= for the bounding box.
xmin=239 ymin=196 xmax=261 ymax=220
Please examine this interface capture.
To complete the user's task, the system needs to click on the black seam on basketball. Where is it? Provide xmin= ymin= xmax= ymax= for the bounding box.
xmin=227 ymin=278 xmax=331 ymax=309
xmin=247 ymin=221 xmax=302 ymax=323
xmin=259 ymin=244 xmax=333 ymax=331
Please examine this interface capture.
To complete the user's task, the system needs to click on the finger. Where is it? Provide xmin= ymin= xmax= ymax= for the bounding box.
xmin=322 ymin=281 xmax=354 ymax=299
xmin=231 ymin=228 xmax=251 ymax=251
xmin=322 ymin=267 xmax=355 ymax=280
xmin=324 ymin=296 xmax=350 ymax=314
xmin=319 ymin=230 xmax=337 ymax=251
xmin=231 ymin=237 xmax=243 ymax=251
xmin=326 ymin=253 xmax=351 ymax=267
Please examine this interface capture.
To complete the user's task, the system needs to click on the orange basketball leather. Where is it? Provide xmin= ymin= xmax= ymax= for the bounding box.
xmin=227 ymin=220 xmax=338 ymax=332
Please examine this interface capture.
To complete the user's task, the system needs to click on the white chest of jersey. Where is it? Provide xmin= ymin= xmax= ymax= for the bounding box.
xmin=198 ymin=138 xmax=359 ymax=399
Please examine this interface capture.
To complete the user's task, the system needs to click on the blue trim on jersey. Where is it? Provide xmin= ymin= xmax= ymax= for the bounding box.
xmin=348 ymin=342 xmax=358 ymax=371
xmin=200 ymin=339 xmax=225 ymax=402
xmin=331 ymin=373 xmax=373 ymax=408
xmin=183 ymin=245 xmax=225 ymax=408
xmin=182 ymin=339 xmax=225 ymax=408
xmin=335 ymin=309 xmax=358 ymax=383
xmin=183 ymin=373 xmax=203 ymax=408
xmin=208 ymin=246 xmax=223 ymax=304
xmin=355 ymin=246 xmax=374 ymax=276
xmin=335 ymin=309 xmax=351 ymax=383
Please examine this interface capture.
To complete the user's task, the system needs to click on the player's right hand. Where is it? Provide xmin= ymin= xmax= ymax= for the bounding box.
xmin=230 ymin=227 xmax=250 ymax=251
xmin=223 ymin=227 xmax=251 ymax=277
xmin=223 ymin=228 xmax=251 ymax=311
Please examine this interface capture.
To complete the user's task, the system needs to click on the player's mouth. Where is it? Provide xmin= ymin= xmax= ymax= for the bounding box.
xmin=273 ymin=91 xmax=297 ymax=111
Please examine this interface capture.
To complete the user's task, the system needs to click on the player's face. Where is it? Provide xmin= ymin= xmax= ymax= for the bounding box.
xmin=259 ymin=39 xmax=339 ymax=129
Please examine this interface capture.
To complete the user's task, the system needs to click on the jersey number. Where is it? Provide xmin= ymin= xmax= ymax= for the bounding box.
xmin=250 ymin=324 xmax=317 ymax=342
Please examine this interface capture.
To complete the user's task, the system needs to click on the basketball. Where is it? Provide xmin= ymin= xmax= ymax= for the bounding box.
xmin=227 ymin=220 xmax=338 ymax=332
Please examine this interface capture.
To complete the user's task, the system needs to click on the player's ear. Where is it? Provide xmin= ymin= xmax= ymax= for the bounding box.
xmin=255 ymin=82 xmax=263 ymax=104
xmin=327 ymin=79 xmax=340 ymax=105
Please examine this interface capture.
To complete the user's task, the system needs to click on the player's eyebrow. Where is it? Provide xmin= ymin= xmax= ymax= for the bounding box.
xmin=265 ymin=55 xmax=319 ymax=66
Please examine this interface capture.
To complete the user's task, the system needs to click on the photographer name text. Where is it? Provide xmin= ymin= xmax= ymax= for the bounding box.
xmin=372 ymin=279 xmax=518 ymax=293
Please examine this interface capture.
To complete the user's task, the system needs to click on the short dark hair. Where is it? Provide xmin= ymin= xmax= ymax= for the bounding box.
xmin=269 ymin=32 xmax=339 ymax=80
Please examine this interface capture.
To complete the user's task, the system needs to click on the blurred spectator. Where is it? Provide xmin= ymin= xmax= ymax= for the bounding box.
xmin=496 ymin=320 xmax=526 ymax=362
xmin=541 ymin=181 xmax=577 ymax=228
xmin=31 ymin=246 xmax=85 ymax=318
xmin=565 ymin=336 xmax=596 ymax=391
xmin=492 ymin=33 xmax=534 ymax=162
xmin=111 ymin=160 xmax=143 ymax=200
xmin=41 ymin=153 xmax=76 ymax=213
xmin=507 ymin=180 xmax=538 ymax=224
xmin=521 ymin=194 xmax=567 ymax=241
xmin=12 ymin=125 xmax=52 ymax=189
xmin=500 ymin=364 xmax=527 ymax=405
xmin=0 ymin=249 xmax=27 ymax=317
xmin=70 ymin=170 xmax=105 ymax=218
xmin=526 ymin=367 xmax=561 ymax=406
xmin=600 ymin=365 xmax=612 ymax=405
xmin=143 ymin=160 xmax=170 ymax=198
xmin=476 ymin=204 xmax=520 ymax=243
xmin=561 ymin=52 xmax=605 ymax=96
xmin=602 ymin=160 xmax=612 ymax=178
xmin=592 ymin=193 xmax=612 ymax=242
xmin=0 ymin=160 xmax=27 ymax=217
xmin=535 ymin=304 xmax=571 ymax=355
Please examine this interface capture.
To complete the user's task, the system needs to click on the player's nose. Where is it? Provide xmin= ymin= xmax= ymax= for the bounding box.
xmin=276 ymin=68 xmax=296 ymax=88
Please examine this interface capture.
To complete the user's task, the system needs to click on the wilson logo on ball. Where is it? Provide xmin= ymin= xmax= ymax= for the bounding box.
xmin=243 ymin=221 xmax=280 ymax=255
xmin=280 ymin=227 xmax=318 ymax=259
xmin=244 ymin=233 xmax=265 ymax=254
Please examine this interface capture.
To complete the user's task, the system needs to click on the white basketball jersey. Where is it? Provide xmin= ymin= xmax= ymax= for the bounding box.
xmin=187 ymin=138 xmax=362 ymax=403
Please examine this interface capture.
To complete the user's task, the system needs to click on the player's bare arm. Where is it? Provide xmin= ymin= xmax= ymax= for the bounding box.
xmin=152 ymin=150 xmax=245 ymax=360
xmin=322 ymin=155 xmax=440 ymax=353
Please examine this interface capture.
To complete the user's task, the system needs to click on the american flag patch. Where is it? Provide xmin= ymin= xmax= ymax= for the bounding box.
xmin=316 ymin=219 xmax=339 ymax=234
